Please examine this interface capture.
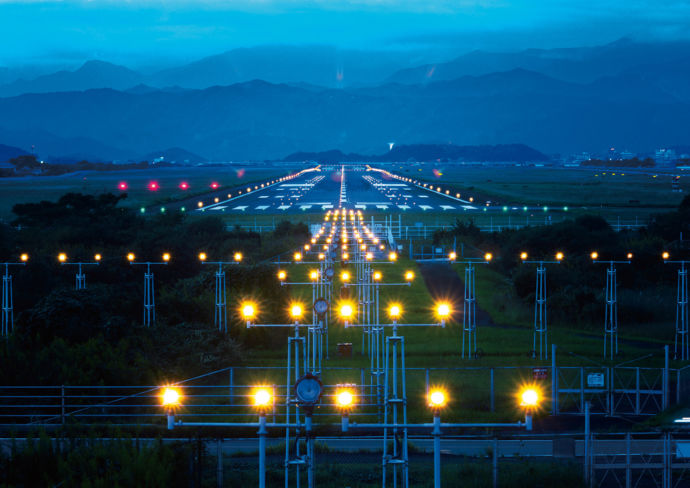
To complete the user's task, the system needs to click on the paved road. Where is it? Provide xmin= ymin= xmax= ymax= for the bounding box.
xmin=196 ymin=166 xmax=480 ymax=215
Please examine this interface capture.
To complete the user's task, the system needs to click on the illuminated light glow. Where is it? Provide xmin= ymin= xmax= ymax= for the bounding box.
xmin=127 ymin=253 xmax=136 ymax=262
xmin=290 ymin=304 xmax=303 ymax=319
xmin=197 ymin=201 xmax=204 ymax=208
xmin=373 ymin=271 xmax=382 ymax=281
xmin=449 ymin=251 xmax=457 ymax=260
xmin=663 ymin=251 xmax=670 ymax=260
xmin=379 ymin=245 xmax=385 ymax=250
xmin=162 ymin=253 xmax=171 ymax=262
xmin=310 ymin=270 xmax=319 ymax=281
xmin=94 ymin=254 xmax=102 ymax=262
xmin=294 ymin=252 xmax=302 ymax=261
xmin=405 ymin=271 xmax=414 ymax=281
xmin=241 ymin=303 xmax=256 ymax=319
xmin=484 ymin=253 xmax=493 ymax=262
xmin=161 ymin=387 xmax=181 ymax=407
xmin=214 ymin=197 xmax=219 ymax=203
xmin=388 ymin=252 xmax=397 ymax=262
xmin=58 ymin=252 xmax=67 ymax=263
xmin=148 ymin=181 xmax=159 ymax=191
xmin=590 ymin=252 xmax=599 ymax=260
xmin=318 ymin=253 xmax=325 ymax=261
xmin=304 ymin=244 xmax=310 ymax=251
xmin=388 ymin=304 xmax=401 ymax=318
xmin=198 ymin=252 xmax=207 ymax=261
xmin=436 ymin=303 xmax=451 ymax=318
xmin=341 ymin=271 xmax=351 ymax=282
xmin=429 ymin=390 xmax=446 ymax=408
xmin=210 ymin=182 xmax=219 ymax=189
xmin=339 ymin=303 xmax=353 ymax=318
xmin=118 ymin=181 xmax=128 ymax=191
xmin=336 ymin=389 xmax=354 ymax=408
xmin=253 ymin=388 xmax=272 ymax=408
xmin=627 ymin=252 xmax=633 ymax=260
xmin=520 ymin=388 xmax=540 ymax=408
xmin=520 ymin=252 xmax=528 ymax=260
xmin=179 ymin=181 xmax=189 ymax=190
xmin=234 ymin=252 xmax=243 ymax=262
xmin=555 ymin=252 xmax=564 ymax=261
xmin=342 ymin=252 xmax=349 ymax=260
xmin=311 ymin=238 xmax=316 ymax=244
xmin=366 ymin=252 xmax=373 ymax=261
xmin=277 ymin=270 xmax=287 ymax=281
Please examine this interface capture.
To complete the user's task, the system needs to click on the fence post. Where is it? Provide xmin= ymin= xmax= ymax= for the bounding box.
xmin=61 ymin=385 xmax=65 ymax=425
xmin=625 ymin=432 xmax=631 ymax=488
xmin=217 ymin=437 xmax=223 ymax=488
xmin=493 ymin=437 xmax=498 ymax=488
xmin=229 ymin=368 xmax=234 ymax=406
xmin=490 ymin=368 xmax=495 ymax=412
xmin=551 ymin=344 xmax=557 ymax=415
xmin=664 ymin=345 xmax=669 ymax=409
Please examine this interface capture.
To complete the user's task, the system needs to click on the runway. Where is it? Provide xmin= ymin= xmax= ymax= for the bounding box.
xmin=196 ymin=166 xmax=478 ymax=215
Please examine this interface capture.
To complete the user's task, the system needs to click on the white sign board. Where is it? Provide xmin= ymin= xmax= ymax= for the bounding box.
xmin=587 ymin=373 xmax=605 ymax=388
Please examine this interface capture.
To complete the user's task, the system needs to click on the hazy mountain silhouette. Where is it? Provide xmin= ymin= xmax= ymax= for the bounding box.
xmin=0 ymin=68 xmax=688 ymax=161
xmin=0 ymin=143 xmax=29 ymax=162
xmin=0 ymin=61 xmax=143 ymax=97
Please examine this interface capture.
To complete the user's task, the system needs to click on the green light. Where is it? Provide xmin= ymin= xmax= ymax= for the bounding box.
xmin=483 ymin=207 xmax=487 ymax=212
xmin=543 ymin=206 xmax=548 ymax=212
xmin=140 ymin=207 xmax=145 ymax=213
xmin=181 ymin=207 xmax=186 ymax=212
xmin=503 ymin=206 xmax=508 ymax=212
xmin=523 ymin=206 xmax=528 ymax=211
xmin=160 ymin=207 xmax=166 ymax=213
xmin=563 ymin=206 xmax=568 ymax=211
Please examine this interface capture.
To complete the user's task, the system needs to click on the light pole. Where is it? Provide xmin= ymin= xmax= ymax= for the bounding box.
xmin=253 ymin=387 xmax=273 ymax=488
xmin=663 ymin=253 xmax=689 ymax=361
xmin=521 ymin=252 xmax=564 ymax=360
xmin=428 ymin=389 xmax=447 ymax=488
xmin=591 ymin=252 xmax=631 ymax=359
xmin=198 ymin=252 xmax=242 ymax=333
xmin=57 ymin=252 xmax=101 ymax=290
xmin=1 ymin=253 xmax=28 ymax=337
xmin=128 ymin=252 xmax=170 ymax=327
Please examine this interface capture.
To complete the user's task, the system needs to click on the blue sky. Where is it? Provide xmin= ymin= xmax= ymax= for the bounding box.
xmin=2 ymin=0 xmax=690 ymax=67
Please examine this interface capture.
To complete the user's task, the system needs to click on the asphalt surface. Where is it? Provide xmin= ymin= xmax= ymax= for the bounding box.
xmin=196 ymin=166 xmax=479 ymax=215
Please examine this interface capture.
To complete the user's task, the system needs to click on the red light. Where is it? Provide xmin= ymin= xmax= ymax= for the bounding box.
xmin=179 ymin=181 xmax=189 ymax=190
xmin=148 ymin=181 xmax=159 ymax=191
xmin=118 ymin=182 xmax=128 ymax=191
xmin=210 ymin=182 xmax=219 ymax=189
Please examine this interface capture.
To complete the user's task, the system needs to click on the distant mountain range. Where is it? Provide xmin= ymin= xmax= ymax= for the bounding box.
xmin=0 ymin=39 xmax=688 ymax=161
xmin=282 ymin=144 xmax=548 ymax=163
xmin=0 ymin=143 xmax=28 ymax=162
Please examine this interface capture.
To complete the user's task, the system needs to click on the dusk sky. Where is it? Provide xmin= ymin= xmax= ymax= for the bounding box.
xmin=1 ymin=0 xmax=690 ymax=68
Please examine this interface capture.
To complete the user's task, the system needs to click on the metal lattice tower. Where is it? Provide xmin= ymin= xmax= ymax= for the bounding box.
xmin=534 ymin=263 xmax=548 ymax=360
xmin=462 ymin=262 xmax=477 ymax=359
xmin=144 ymin=268 xmax=155 ymax=327
xmin=382 ymin=324 xmax=409 ymax=488
xmin=285 ymin=325 xmax=309 ymax=488
xmin=603 ymin=263 xmax=618 ymax=359
xmin=215 ymin=267 xmax=227 ymax=333
xmin=76 ymin=264 xmax=86 ymax=290
xmin=675 ymin=262 xmax=689 ymax=361
xmin=2 ymin=270 xmax=12 ymax=337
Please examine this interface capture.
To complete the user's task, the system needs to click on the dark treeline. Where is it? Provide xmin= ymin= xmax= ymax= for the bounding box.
xmin=580 ymin=157 xmax=656 ymax=168
xmin=0 ymin=154 xmax=165 ymax=177
xmin=0 ymin=192 xmax=310 ymax=386
xmin=433 ymin=195 xmax=690 ymax=330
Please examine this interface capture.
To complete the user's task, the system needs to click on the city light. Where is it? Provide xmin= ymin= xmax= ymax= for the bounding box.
xmin=161 ymin=387 xmax=181 ymax=407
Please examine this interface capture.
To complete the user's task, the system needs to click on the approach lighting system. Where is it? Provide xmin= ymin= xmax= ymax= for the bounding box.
xmin=162 ymin=253 xmax=171 ymax=262
xmin=241 ymin=302 xmax=256 ymax=322
xmin=484 ymin=253 xmax=493 ymax=262
xmin=428 ymin=390 xmax=447 ymax=409
xmin=161 ymin=387 xmax=181 ymax=408
xmin=179 ymin=181 xmax=189 ymax=190
xmin=336 ymin=388 xmax=355 ymax=409
xmin=294 ymin=252 xmax=302 ymax=262
xmin=277 ymin=270 xmax=287 ymax=281
xmin=555 ymin=252 xmax=564 ymax=261
xmin=20 ymin=253 xmax=29 ymax=262
xmin=94 ymin=254 xmax=102 ymax=262
xmin=118 ymin=182 xmax=128 ymax=191
xmin=663 ymin=251 xmax=670 ymax=260
xmin=436 ymin=302 xmax=451 ymax=326
xmin=127 ymin=253 xmax=136 ymax=262
xmin=449 ymin=251 xmax=457 ymax=261
xmin=58 ymin=253 xmax=67 ymax=263
xmin=309 ymin=270 xmax=319 ymax=281
xmin=388 ymin=252 xmax=398 ymax=262
xmin=253 ymin=387 xmax=272 ymax=409
xmin=234 ymin=252 xmax=243 ymax=262
xmin=405 ymin=271 xmax=415 ymax=281
xmin=520 ymin=252 xmax=528 ymax=261
xmin=590 ymin=252 xmax=599 ymax=260
xmin=373 ymin=271 xmax=382 ymax=281
xmin=294 ymin=373 xmax=324 ymax=410
xmin=148 ymin=181 xmax=159 ymax=191
xmin=627 ymin=252 xmax=633 ymax=260
xmin=388 ymin=304 xmax=402 ymax=320
xmin=341 ymin=271 xmax=351 ymax=282
xmin=290 ymin=304 xmax=303 ymax=320
xmin=198 ymin=252 xmax=207 ymax=262
xmin=520 ymin=387 xmax=540 ymax=408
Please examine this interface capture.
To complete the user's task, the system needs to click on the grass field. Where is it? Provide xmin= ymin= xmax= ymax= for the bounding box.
xmin=0 ymin=165 xmax=290 ymax=219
